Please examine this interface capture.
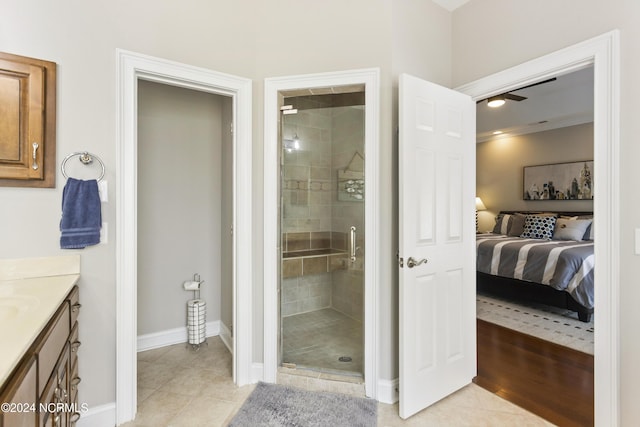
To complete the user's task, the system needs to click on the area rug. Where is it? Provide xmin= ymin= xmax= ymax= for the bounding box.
xmin=477 ymin=292 xmax=594 ymax=355
xmin=228 ymin=382 xmax=377 ymax=427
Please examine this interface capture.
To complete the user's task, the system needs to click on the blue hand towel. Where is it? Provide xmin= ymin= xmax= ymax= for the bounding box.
xmin=60 ymin=178 xmax=102 ymax=249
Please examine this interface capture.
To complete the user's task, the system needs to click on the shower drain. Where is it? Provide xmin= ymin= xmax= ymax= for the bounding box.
xmin=338 ymin=356 xmax=352 ymax=362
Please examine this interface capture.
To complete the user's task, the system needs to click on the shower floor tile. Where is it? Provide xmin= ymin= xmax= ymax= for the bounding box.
xmin=282 ymin=308 xmax=363 ymax=375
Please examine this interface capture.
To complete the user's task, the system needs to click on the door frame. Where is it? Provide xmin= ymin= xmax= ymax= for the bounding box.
xmin=456 ymin=30 xmax=620 ymax=425
xmin=263 ymin=68 xmax=380 ymax=398
xmin=115 ymin=49 xmax=253 ymax=424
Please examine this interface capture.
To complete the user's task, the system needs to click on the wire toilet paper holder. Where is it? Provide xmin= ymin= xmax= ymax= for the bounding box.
xmin=184 ymin=273 xmax=208 ymax=350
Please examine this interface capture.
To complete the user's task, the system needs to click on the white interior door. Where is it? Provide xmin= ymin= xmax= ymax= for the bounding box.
xmin=398 ymin=73 xmax=476 ymax=419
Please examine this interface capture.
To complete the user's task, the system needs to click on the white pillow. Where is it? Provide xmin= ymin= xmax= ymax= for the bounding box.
xmin=553 ymin=218 xmax=593 ymax=241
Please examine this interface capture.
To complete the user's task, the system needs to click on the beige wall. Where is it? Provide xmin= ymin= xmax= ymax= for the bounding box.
xmin=0 ymin=0 xmax=408 ymax=411
xmin=16 ymin=0 xmax=635 ymax=419
xmin=137 ymin=80 xmax=230 ymax=336
xmin=454 ymin=0 xmax=640 ymax=422
xmin=220 ymin=96 xmax=234 ymax=333
xmin=386 ymin=0 xmax=454 ymax=383
xmin=476 ymin=123 xmax=594 ymax=232
xmin=392 ymin=0 xmax=452 ymax=84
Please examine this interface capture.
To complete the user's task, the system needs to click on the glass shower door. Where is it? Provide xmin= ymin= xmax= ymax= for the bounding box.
xmin=279 ymin=90 xmax=365 ymax=376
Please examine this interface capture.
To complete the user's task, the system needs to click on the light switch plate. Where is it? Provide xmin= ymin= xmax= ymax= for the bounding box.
xmin=636 ymin=228 xmax=640 ymax=255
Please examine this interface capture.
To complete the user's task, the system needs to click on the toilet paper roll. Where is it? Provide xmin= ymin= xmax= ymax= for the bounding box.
xmin=187 ymin=299 xmax=206 ymax=311
xmin=183 ymin=280 xmax=201 ymax=291
xmin=187 ymin=299 xmax=206 ymax=345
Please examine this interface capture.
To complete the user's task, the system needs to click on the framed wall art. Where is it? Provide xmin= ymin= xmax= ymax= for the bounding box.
xmin=523 ymin=160 xmax=593 ymax=200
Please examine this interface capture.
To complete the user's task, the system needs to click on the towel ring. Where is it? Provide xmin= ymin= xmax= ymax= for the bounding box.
xmin=61 ymin=152 xmax=105 ymax=182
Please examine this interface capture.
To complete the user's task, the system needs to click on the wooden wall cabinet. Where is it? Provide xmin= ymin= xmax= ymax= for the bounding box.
xmin=0 ymin=51 xmax=56 ymax=188
xmin=0 ymin=286 xmax=80 ymax=426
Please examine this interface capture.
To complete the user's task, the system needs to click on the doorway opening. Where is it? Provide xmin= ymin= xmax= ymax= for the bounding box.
xmin=136 ymin=77 xmax=234 ymax=360
xmin=279 ymin=88 xmax=366 ymax=378
xmin=115 ymin=50 xmax=253 ymax=425
xmin=473 ymin=65 xmax=595 ymax=426
xmin=457 ymin=30 xmax=620 ymax=424
xmin=475 ymin=65 xmax=595 ymax=352
xmin=263 ymin=68 xmax=380 ymax=398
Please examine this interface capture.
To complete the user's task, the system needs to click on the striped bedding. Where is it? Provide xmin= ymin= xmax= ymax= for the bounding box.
xmin=476 ymin=233 xmax=594 ymax=309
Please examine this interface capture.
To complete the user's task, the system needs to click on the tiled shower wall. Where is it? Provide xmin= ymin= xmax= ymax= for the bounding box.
xmin=330 ymin=106 xmax=365 ymax=321
xmin=281 ymin=97 xmax=333 ymax=317
xmin=282 ymin=96 xmax=333 ymax=234
xmin=280 ymin=99 xmax=364 ymax=320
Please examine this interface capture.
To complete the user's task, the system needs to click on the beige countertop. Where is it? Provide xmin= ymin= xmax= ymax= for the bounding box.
xmin=0 ymin=256 xmax=80 ymax=386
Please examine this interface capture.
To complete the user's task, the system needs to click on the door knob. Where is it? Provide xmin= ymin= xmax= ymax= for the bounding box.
xmin=406 ymin=257 xmax=428 ymax=268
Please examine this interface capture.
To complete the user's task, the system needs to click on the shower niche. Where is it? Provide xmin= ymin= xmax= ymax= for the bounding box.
xmin=279 ymin=87 xmax=365 ymax=377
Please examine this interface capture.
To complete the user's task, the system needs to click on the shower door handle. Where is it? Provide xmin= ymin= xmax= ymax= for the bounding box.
xmin=349 ymin=226 xmax=357 ymax=262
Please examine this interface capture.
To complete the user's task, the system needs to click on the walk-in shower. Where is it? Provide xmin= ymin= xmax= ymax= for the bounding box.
xmin=279 ymin=87 xmax=365 ymax=377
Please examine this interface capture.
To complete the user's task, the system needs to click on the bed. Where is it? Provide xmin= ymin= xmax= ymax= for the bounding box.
xmin=476 ymin=211 xmax=594 ymax=322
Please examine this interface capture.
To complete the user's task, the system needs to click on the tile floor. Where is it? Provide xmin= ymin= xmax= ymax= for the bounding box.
xmin=282 ymin=308 xmax=363 ymax=375
xmin=121 ymin=337 xmax=554 ymax=426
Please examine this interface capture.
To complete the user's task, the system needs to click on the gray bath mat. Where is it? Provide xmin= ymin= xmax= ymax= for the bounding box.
xmin=228 ymin=381 xmax=377 ymax=427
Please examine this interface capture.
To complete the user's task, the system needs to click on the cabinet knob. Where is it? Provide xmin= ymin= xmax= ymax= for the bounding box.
xmin=72 ymin=302 xmax=82 ymax=313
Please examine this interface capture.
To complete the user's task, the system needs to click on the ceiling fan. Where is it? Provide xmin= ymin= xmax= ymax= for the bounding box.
xmin=479 ymin=78 xmax=557 ymax=107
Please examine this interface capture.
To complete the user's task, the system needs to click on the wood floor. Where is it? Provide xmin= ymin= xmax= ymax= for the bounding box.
xmin=475 ymin=319 xmax=594 ymax=427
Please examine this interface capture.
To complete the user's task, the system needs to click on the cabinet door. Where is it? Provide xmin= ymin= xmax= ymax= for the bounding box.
xmin=0 ymin=355 xmax=37 ymax=427
xmin=36 ymin=302 xmax=69 ymax=398
xmin=0 ymin=51 xmax=56 ymax=187
xmin=40 ymin=344 xmax=69 ymax=427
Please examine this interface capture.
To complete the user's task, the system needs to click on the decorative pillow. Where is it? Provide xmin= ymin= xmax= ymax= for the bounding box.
xmin=492 ymin=213 xmax=526 ymax=236
xmin=553 ymin=218 xmax=593 ymax=241
xmin=577 ymin=215 xmax=594 ymax=240
xmin=507 ymin=213 xmax=526 ymax=236
xmin=520 ymin=215 xmax=557 ymax=240
xmin=492 ymin=214 xmax=510 ymax=234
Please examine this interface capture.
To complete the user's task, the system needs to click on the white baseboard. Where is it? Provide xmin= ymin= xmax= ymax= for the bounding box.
xmin=76 ymin=402 xmax=116 ymax=427
xmin=377 ymin=378 xmax=399 ymax=404
xmin=219 ymin=321 xmax=233 ymax=354
xmin=137 ymin=320 xmax=220 ymax=352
